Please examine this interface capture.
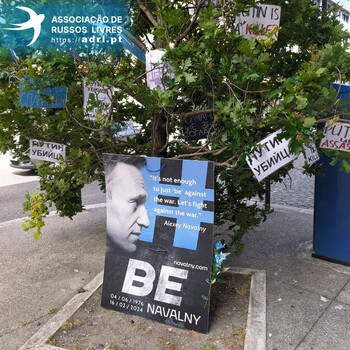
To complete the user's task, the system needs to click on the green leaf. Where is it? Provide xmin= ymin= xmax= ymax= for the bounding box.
xmin=296 ymin=95 xmax=308 ymax=110
xmin=183 ymin=72 xmax=196 ymax=84
xmin=342 ymin=159 xmax=350 ymax=173
xmin=303 ymin=117 xmax=316 ymax=128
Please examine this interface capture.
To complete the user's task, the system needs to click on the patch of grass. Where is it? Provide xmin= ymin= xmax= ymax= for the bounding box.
xmin=200 ymin=344 xmax=218 ymax=350
xmin=69 ymin=345 xmax=79 ymax=350
xmin=20 ymin=319 xmax=35 ymax=328
xmin=235 ymin=284 xmax=249 ymax=296
xmin=156 ymin=337 xmax=176 ymax=349
xmin=235 ymin=325 xmax=246 ymax=345
xmin=106 ymin=344 xmax=116 ymax=350
xmin=61 ymin=316 xmax=84 ymax=330
xmin=48 ymin=307 xmax=60 ymax=315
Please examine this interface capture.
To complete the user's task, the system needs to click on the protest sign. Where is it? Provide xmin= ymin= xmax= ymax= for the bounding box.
xmin=30 ymin=139 xmax=66 ymax=163
xmin=120 ymin=31 xmax=146 ymax=64
xmin=83 ymin=78 xmax=113 ymax=121
xmin=145 ymin=49 xmax=174 ymax=90
xmin=304 ymin=143 xmax=320 ymax=165
xmin=20 ymin=78 xmax=67 ymax=108
xmin=320 ymin=122 xmax=350 ymax=152
xmin=102 ymin=154 xmax=214 ymax=333
xmin=247 ymin=129 xmax=296 ymax=182
xmin=181 ymin=110 xmax=224 ymax=141
xmin=235 ymin=4 xmax=281 ymax=40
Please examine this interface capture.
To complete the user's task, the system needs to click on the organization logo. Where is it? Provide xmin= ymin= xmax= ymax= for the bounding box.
xmin=4 ymin=6 xmax=45 ymax=46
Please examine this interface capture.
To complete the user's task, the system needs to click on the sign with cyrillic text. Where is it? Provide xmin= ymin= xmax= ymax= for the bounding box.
xmin=20 ymin=78 xmax=67 ymax=108
xmin=235 ymin=4 xmax=281 ymax=40
xmin=30 ymin=139 xmax=66 ymax=163
xmin=181 ymin=111 xmax=224 ymax=141
xmin=320 ymin=122 xmax=350 ymax=152
xmin=83 ymin=79 xmax=113 ymax=121
xmin=146 ymin=50 xmax=174 ymax=91
xmin=102 ymin=154 xmax=214 ymax=333
xmin=247 ymin=130 xmax=296 ymax=182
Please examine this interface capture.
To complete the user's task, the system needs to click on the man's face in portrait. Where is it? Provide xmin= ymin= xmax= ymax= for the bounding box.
xmin=107 ymin=162 xmax=150 ymax=253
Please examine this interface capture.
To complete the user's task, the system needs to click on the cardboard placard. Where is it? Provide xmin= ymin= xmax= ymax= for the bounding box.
xmin=83 ymin=79 xmax=113 ymax=121
xmin=247 ymin=129 xmax=296 ymax=181
xmin=102 ymin=154 xmax=214 ymax=333
xmin=304 ymin=143 xmax=320 ymax=165
xmin=320 ymin=122 xmax=350 ymax=152
xmin=20 ymin=78 xmax=67 ymax=108
xmin=235 ymin=4 xmax=281 ymax=40
xmin=30 ymin=139 xmax=66 ymax=163
xmin=145 ymin=50 xmax=174 ymax=91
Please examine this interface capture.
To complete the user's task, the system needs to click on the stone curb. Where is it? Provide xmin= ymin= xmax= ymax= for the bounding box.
xmin=18 ymin=271 xmax=104 ymax=350
xmin=18 ymin=267 xmax=266 ymax=350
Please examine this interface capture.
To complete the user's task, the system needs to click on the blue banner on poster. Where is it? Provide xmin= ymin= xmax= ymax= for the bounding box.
xmin=139 ymin=157 xmax=214 ymax=250
xmin=20 ymin=78 xmax=67 ymax=108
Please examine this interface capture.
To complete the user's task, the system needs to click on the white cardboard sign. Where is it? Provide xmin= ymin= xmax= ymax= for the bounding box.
xmin=320 ymin=122 xmax=350 ymax=152
xmin=145 ymin=49 xmax=174 ymax=91
xmin=30 ymin=139 xmax=66 ymax=163
xmin=247 ymin=130 xmax=296 ymax=182
xmin=83 ymin=79 xmax=113 ymax=121
xmin=304 ymin=143 xmax=320 ymax=165
xmin=235 ymin=4 xmax=281 ymax=40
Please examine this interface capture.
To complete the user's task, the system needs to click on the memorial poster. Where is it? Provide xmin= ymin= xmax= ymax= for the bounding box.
xmin=320 ymin=122 xmax=350 ymax=152
xmin=247 ymin=129 xmax=296 ymax=182
xmin=30 ymin=139 xmax=66 ymax=163
xmin=20 ymin=78 xmax=67 ymax=108
xmin=101 ymin=154 xmax=214 ymax=333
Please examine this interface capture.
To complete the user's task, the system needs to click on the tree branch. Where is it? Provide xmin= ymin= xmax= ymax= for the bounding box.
xmin=174 ymin=0 xmax=206 ymax=47
xmin=137 ymin=0 xmax=159 ymax=27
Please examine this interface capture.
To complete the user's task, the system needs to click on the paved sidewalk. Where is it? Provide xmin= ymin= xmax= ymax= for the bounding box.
xmin=0 ymin=206 xmax=106 ymax=350
xmin=270 ymin=156 xmax=314 ymax=209
xmin=227 ymin=205 xmax=350 ymax=350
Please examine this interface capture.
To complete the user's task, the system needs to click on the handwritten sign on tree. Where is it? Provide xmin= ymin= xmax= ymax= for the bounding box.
xmin=235 ymin=4 xmax=281 ymax=40
xmin=320 ymin=122 xmax=350 ymax=152
xmin=247 ymin=130 xmax=296 ymax=182
xmin=20 ymin=78 xmax=67 ymax=108
xmin=30 ymin=139 xmax=66 ymax=163
xmin=181 ymin=111 xmax=223 ymax=141
xmin=304 ymin=144 xmax=320 ymax=165
xmin=146 ymin=50 xmax=174 ymax=91
xmin=83 ymin=79 xmax=113 ymax=121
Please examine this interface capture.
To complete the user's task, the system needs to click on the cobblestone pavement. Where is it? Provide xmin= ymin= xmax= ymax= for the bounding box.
xmin=270 ymin=155 xmax=315 ymax=209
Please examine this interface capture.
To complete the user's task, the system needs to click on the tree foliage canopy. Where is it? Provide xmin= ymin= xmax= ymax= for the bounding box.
xmin=1 ymin=0 xmax=350 ymax=247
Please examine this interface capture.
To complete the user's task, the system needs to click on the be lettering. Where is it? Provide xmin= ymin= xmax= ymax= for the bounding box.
xmin=121 ymin=259 xmax=188 ymax=306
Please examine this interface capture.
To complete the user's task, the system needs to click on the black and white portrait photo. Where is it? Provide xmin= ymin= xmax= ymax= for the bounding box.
xmin=104 ymin=154 xmax=150 ymax=254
